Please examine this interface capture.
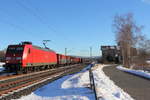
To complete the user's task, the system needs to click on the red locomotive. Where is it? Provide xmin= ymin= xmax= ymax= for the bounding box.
xmin=4 ymin=42 xmax=82 ymax=74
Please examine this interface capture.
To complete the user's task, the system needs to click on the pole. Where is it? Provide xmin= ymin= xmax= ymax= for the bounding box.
xmin=90 ymin=47 xmax=91 ymax=57
xmin=65 ymin=48 xmax=67 ymax=64
xmin=90 ymin=47 xmax=92 ymax=61
xmin=65 ymin=48 xmax=67 ymax=56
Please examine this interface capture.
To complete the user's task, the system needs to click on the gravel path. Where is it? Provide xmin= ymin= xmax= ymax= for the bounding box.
xmin=103 ymin=65 xmax=150 ymax=100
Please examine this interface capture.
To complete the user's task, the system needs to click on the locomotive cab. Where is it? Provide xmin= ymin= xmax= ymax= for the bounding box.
xmin=5 ymin=45 xmax=25 ymax=72
xmin=6 ymin=46 xmax=24 ymax=63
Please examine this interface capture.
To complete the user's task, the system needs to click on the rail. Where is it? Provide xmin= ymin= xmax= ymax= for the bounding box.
xmin=0 ymin=64 xmax=85 ymax=100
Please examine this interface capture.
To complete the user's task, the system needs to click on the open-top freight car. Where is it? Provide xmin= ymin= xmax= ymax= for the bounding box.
xmin=4 ymin=42 xmax=82 ymax=74
xmin=57 ymin=54 xmax=67 ymax=66
xmin=57 ymin=54 xmax=82 ymax=66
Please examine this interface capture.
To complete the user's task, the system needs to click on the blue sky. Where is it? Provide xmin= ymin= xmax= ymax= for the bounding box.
xmin=0 ymin=0 xmax=150 ymax=56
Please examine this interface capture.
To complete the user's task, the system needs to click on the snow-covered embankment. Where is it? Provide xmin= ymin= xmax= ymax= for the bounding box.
xmin=15 ymin=64 xmax=134 ymax=100
xmin=15 ymin=65 xmax=94 ymax=100
xmin=92 ymin=64 xmax=134 ymax=100
xmin=0 ymin=62 xmax=5 ymax=72
xmin=117 ymin=65 xmax=150 ymax=79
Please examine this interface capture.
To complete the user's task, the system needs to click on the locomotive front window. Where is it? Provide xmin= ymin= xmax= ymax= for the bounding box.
xmin=7 ymin=47 xmax=16 ymax=53
xmin=9 ymin=47 xmax=15 ymax=50
xmin=7 ymin=47 xmax=24 ymax=54
xmin=16 ymin=47 xmax=24 ymax=53
xmin=16 ymin=47 xmax=23 ymax=51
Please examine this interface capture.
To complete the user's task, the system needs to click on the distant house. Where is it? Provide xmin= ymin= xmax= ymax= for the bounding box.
xmin=101 ymin=45 xmax=122 ymax=63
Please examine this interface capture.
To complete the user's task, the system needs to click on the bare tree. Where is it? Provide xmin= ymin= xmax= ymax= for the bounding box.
xmin=113 ymin=13 xmax=142 ymax=68
xmin=0 ymin=50 xmax=5 ymax=62
xmin=133 ymin=35 xmax=150 ymax=68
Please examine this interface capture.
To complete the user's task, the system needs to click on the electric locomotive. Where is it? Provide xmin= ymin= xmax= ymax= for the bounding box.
xmin=5 ymin=42 xmax=57 ymax=74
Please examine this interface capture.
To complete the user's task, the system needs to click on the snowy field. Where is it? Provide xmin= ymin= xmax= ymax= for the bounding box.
xmin=14 ymin=64 xmax=134 ymax=100
xmin=117 ymin=65 xmax=150 ymax=80
xmin=0 ymin=62 xmax=5 ymax=72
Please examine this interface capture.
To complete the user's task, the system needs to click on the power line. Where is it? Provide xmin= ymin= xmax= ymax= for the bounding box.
xmin=0 ymin=18 xmax=35 ymax=37
xmin=15 ymin=1 xmax=57 ymax=33
xmin=0 ymin=7 xmax=40 ymax=39
xmin=15 ymin=0 xmax=72 ymax=42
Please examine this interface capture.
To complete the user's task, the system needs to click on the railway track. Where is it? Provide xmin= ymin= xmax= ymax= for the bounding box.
xmin=0 ymin=64 xmax=85 ymax=100
xmin=0 ymin=72 xmax=15 ymax=81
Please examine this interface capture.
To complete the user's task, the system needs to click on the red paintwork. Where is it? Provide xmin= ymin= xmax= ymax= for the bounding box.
xmin=57 ymin=54 xmax=81 ymax=65
xmin=22 ymin=45 xmax=57 ymax=67
xmin=57 ymin=54 xmax=67 ymax=65
xmin=5 ymin=44 xmax=57 ymax=67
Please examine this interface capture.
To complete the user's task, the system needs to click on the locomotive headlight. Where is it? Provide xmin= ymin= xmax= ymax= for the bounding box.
xmin=6 ymin=57 xmax=11 ymax=60
xmin=6 ymin=61 xmax=9 ymax=63
xmin=16 ymin=57 xmax=22 ymax=60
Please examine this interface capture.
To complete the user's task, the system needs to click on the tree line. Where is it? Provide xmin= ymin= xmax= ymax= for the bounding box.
xmin=0 ymin=50 xmax=6 ymax=62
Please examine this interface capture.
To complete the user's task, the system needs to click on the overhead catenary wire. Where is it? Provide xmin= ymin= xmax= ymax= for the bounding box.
xmin=0 ymin=17 xmax=36 ymax=38
xmin=15 ymin=0 xmax=72 ymax=42
xmin=15 ymin=0 xmax=57 ymax=33
xmin=0 ymin=7 xmax=39 ymax=39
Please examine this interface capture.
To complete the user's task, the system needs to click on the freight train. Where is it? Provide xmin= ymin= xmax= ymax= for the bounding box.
xmin=4 ymin=42 xmax=82 ymax=74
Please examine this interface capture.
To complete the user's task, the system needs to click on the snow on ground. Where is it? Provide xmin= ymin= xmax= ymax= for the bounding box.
xmin=92 ymin=64 xmax=134 ymax=100
xmin=146 ymin=60 xmax=150 ymax=64
xmin=0 ymin=62 xmax=5 ymax=66
xmin=14 ymin=64 xmax=134 ymax=100
xmin=117 ymin=65 xmax=150 ymax=79
xmin=15 ymin=65 xmax=95 ymax=100
xmin=0 ymin=62 xmax=5 ymax=72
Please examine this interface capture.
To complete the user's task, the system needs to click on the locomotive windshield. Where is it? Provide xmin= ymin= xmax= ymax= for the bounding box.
xmin=7 ymin=46 xmax=24 ymax=54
